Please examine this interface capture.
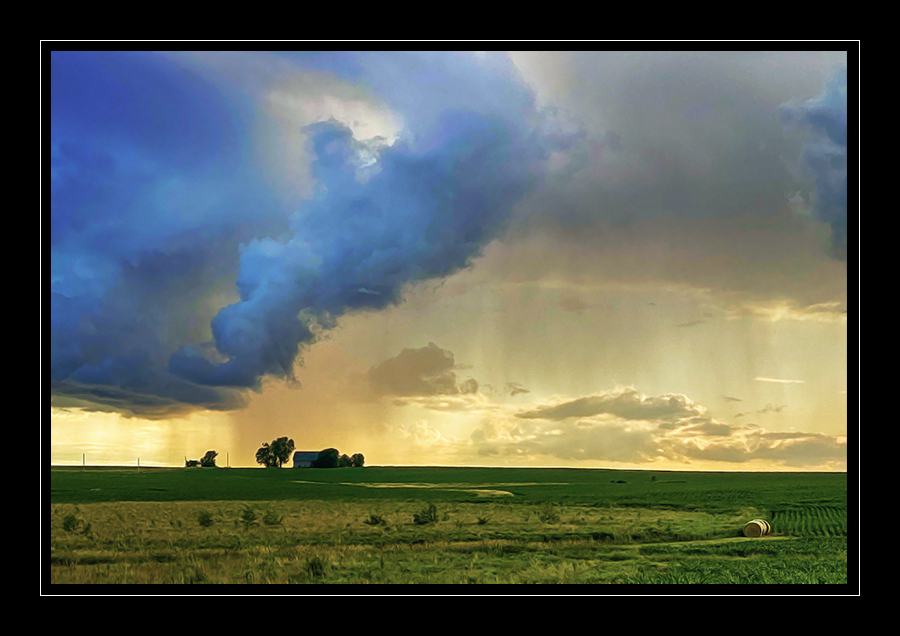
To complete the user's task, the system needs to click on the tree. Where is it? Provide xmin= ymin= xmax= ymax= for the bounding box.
xmin=255 ymin=445 xmax=275 ymax=467
xmin=350 ymin=453 xmax=365 ymax=468
xmin=256 ymin=437 xmax=295 ymax=468
xmin=312 ymin=448 xmax=339 ymax=468
xmin=199 ymin=450 xmax=218 ymax=467
xmin=338 ymin=453 xmax=352 ymax=468
xmin=271 ymin=437 xmax=295 ymax=467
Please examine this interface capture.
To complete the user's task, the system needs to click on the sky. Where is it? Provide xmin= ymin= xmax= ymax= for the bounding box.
xmin=48 ymin=48 xmax=853 ymax=471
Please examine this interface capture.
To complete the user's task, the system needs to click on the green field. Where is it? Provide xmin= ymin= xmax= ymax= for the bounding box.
xmin=47 ymin=466 xmax=852 ymax=586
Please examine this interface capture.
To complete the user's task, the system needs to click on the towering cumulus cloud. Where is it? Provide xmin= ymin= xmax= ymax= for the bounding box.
xmin=779 ymin=66 xmax=849 ymax=260
xmin=50 ymin=51 xmax=576 ymax=416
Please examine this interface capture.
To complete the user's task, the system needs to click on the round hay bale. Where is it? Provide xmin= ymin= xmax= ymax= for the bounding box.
xmin=743 ymin=519 xmax=770 ymax=537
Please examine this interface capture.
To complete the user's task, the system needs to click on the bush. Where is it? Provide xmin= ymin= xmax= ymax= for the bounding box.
xmin=262 ymin=509 xmax=284 ymax=526
xmin=413 ymin=503 xmax=439 ymax=525
xmin=312 ymin=448 xmax=339 ymax=468
xmin=364 ymin=513 xmax=387 ymax=526
xmin=240 ymin=505 xmax=259 ymax=530
xmin=60 ymin=513 xmax=91 ymax=536
xmin=196 ymin=509 xmax=215 ymax=527
xmin=305 ymin=556 xmax=328 ymax=578
xmin=538 ymin=502 xmax=560 ymax=524
xmin=62 ymin=514 xmax=80 ymax=532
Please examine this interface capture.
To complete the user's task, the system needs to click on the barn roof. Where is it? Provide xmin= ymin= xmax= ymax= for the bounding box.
xmin=292 ymin=451 xmax=320 ymax=460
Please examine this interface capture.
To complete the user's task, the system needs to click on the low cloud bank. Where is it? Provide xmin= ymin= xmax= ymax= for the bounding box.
xmin=376 ymin=376 xmax=846 ymax=469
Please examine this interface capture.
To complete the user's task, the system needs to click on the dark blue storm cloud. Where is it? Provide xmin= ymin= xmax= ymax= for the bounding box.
xmin=779 ymin=66 xmax=849 ymax=259
xmin=50 ymin=51 xmax=293 ymax=415
xmin=49 ymin=51 xmax=579 ymax=416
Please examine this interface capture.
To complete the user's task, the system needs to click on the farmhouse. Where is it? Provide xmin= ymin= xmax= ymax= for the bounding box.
xmin=292 ymin=451 xmax=320 ymax=468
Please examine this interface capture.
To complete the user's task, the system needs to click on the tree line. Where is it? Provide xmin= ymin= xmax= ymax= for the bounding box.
xmin=256 ymin=437 xmax=364 ymax=468
xmin=182 ymin=439 xmax=365 ymax=469
xmin=185 ymin=450 xmax=218 ymax=467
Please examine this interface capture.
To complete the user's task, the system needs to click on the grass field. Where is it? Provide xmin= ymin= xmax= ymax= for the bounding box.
xmin=47 ymin=466 xmax=852 ymax=586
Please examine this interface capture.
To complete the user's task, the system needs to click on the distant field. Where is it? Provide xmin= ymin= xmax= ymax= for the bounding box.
xmin=49 ymin=465 xmax=847 ymax=509
xmin=47 ymin=466 xmax=851 ymax=586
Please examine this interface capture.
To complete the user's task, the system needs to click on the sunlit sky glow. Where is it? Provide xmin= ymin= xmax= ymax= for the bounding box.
xmin=48 ymin=49 xmax=853 ymax=471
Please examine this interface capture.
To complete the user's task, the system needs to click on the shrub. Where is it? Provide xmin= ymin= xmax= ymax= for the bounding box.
xmin=538 ymin=502 xmax=560 ymax=524
xmin=62 ymin=514 xmax=80 ymax=532
xmin=196 ymin=509 xmax=215 ymax=527
xmin=413 ymin=503 xmax=438 ymax=525
xmin=305 ymin=556 xmax=328 ymax=578
xmin=262 ymin=509 xmax=283 ymax=526
xmin=364 ymin=514 xmax=387 ymax=526
xmin=240 ymin=505 xmax=259 ymax=530
xmin=312 ymin=448 xmax=339 ymax=468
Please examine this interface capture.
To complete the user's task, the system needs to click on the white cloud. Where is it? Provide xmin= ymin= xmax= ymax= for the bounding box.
xmin=446 ymin=385 xmax=845 ymax=469
xmin=393 ymin=420 xmax=444 ymax=446
xmin=516 ymin=386 xmax=708 ymax=422
xmin=755 ymin=377 xmax=807 ymax=384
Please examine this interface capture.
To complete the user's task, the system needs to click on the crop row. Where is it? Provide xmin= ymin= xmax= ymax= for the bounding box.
xmin=769 ymin=504 xmax=847 ymax=538
xmin=622 ymin=555 xmax=847 ymax=584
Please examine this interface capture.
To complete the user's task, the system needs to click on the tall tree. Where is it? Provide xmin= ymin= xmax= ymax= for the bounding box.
xmin=256 ymin=437 xmax=295 ymax=468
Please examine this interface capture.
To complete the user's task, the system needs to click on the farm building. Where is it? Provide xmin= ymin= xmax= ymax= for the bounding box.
xmin=292 ymin=451 xmax=320 ymax=468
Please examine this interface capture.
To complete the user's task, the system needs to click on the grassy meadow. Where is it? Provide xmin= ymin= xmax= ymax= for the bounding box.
xmin=47 ymin=465 xmax=851 ymax=586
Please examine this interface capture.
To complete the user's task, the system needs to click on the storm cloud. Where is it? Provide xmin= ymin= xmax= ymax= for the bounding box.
xmin=50 ymin=51 xmax=578 ymax=416
xmin=48 ymin=47 xmax=851 ymax=473
xmin=50 ymin=51 xmax=282 ymax=415
xmin=779 ymin=66 xmax=849 ymax=259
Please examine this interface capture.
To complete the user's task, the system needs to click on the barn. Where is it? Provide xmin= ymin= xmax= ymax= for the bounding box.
xmin=292 ymin=451 xmax=320 ymax=468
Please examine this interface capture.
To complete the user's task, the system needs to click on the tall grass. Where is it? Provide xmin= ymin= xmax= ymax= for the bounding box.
xmin=48 ymin=499 xmax=848 ymax=585
xmin=47 ymin=468 xmax=849 ymax=585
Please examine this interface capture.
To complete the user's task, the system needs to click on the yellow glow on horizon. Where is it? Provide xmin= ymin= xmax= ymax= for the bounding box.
xmin=50 ymin=407 xmax=237 ymax=467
